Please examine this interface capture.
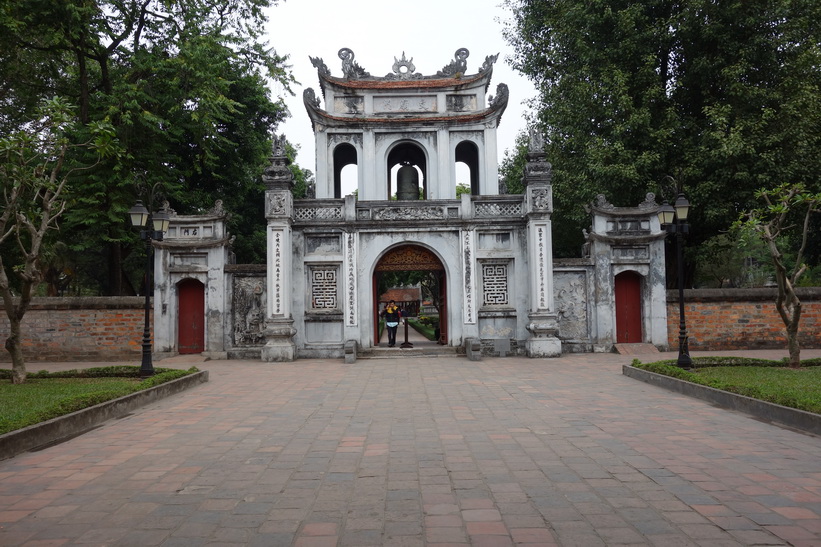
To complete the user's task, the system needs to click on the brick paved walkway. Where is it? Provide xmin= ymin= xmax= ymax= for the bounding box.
xmin=1 ymin=349 xmax=820 ymax=546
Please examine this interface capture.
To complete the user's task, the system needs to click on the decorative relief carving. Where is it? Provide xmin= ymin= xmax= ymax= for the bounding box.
xmin=309 ymin=266 xmax=338 ymax=309
xmin=304 ymin=88 xmax=321 ymax=108
xmin=306 ymin=235 xmax=341 ymax=254
xmin=437 ymin=48 xmax=469 ymax=77
xmin=232 ymin=277 xmax=266 ymax=346
xmin=339 ymin=48 xmax=370 ymax=79
xmin=262 ymin=134 xmax=294 ymax=191
xmin=555 ymin=272 xmax=589 ymax=340
xmin=480 ymin=53 xmax=499 ymax=73
xmin=446 ymin=95 xmax=477 ymax=112
xmin=531 ymin=188 xmax=551 ymax=212
xmin=209 ymin=200 xmax=225 ymax=216
xmin=310 ymin=56 xmax=330 ymax=76
xmin=488 ymin=83 xmax=509 ymax=107
xmin=481 ymin=261 xmax=509 ymax=306
xmin=267 ymin=193 xmax=288 ymax=216
xmin=595 ymin=194 xmax=615 ymax=210
xmin=373 ymin=207 xmax=444 ymax=221
xmin=475 ymin=202 xmax=523 ymax=218
xmin=334 ymin=96 xmax=364 ymax=114
xmin=293 ymin=206 xmax=343 ymax=221
xmin=375 ymin=245 xmax=443 ymax=272
xmin=384 ymin=52 xmax=422 ymax=80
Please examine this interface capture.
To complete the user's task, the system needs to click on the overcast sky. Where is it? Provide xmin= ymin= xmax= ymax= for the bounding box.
xmin=264 ymin=0 xmax=537 ymax=191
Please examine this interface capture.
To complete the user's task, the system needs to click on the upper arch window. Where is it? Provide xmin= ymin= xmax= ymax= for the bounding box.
xmin=333 ymin=143 xmax=358 ymax=199
xmin=455 ymin=141 xmax=480 ymax=195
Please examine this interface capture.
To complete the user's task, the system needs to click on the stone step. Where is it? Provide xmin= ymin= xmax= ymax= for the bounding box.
xmin=359 ymin=345 xmax=463 ymax=359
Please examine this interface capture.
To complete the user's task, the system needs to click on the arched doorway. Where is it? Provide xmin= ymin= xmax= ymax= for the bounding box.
xmin=178 ymin=278 xmax=205 ymax=354
xmin=373 ymin=244 xmax=447 ymax=345
xmin=614 ymin=271 xmax=643 ymax=343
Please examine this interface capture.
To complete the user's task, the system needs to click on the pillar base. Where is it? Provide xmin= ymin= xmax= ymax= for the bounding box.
xmin=526 ymin=313 xmax=562 ymax=358
xmin=261 ymin=318 xmax=297 ymax=362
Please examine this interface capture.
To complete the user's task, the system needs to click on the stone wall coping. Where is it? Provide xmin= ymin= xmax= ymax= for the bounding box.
xmin=668 ymin=287 xmax=821 ymax=302
xmin=5 ymin=296 xmax=146 ymax=310
xmin=225 ymin=264 xmax=267 ymax=273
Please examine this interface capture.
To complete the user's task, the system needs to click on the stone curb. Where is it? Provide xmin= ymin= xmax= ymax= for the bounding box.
xmin=622 ymin=364 xmax=821 ymax=436
xmin=0 ymin=370 xmax=209 ymax=461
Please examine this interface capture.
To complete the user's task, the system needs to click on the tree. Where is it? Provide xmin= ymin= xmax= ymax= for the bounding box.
xmin=503 ymin=0 xmax=821 ymax=259
xmin=0 ymin=0 xmax=296 ymax=291
xmin=498 ymin=129 xmax=529 ymax=195
xmin=0 ymin=97 xmax=117 ymax=383
xmin=738 ymin=183 xmax=821 ymax=367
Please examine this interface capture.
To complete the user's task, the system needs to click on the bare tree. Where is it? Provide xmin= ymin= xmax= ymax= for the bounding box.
xmin=1 ymin=98 xmax=116 ymax=383
xmin=741 ymin=183 xmax=821 ymax=368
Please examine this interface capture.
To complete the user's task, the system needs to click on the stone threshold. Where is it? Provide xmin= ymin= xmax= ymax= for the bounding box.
xmin=623 ymin=365 xmax=821 ymax=436
xmin=0 ymin=371 xmax=209 ymax=461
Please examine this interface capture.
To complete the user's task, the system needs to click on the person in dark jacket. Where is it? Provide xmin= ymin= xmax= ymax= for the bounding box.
xmin=383 ymin=300 xmax=401 ymax=347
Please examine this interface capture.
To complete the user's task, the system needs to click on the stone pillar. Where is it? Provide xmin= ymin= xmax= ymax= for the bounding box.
xmin=523 ymin=133 xmax=561 ymax=357
xmin=262 ymin=135 xmax=297 ymax=361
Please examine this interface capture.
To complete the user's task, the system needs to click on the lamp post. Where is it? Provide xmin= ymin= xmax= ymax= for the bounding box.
xmin=658 ymin=193 xmax=692 ymax=370
xmin=128 ymin=200 xmax=170 ymax=378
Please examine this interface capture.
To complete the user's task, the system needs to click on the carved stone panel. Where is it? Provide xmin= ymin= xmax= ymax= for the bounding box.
xmin=446 ymin=95 xmax=477 ymax=112
xmin=333 ymin=95 xmax=364 ymax=114
xmin=613 ymin=246 xmax=649 ymax=260
xmin=232 ymin=276 xmax=267 ymax=347
xmin=306 ymin=235 xmax=342 ymax=254
xmin=374 ymin=95 xmax=437 ymax=113
xmin=554 ymin=271 xmax=589 ymax=341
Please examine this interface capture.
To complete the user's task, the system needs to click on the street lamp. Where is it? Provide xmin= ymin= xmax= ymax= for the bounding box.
xmin=128 ymin=200 xmax=170 ymax=377
xmin=658 ymin=193 xmax=692 ymax=370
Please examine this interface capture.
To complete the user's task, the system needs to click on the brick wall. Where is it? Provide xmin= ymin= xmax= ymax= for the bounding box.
xmin=0 ymin=297 xmax=148 ymax=362
xmin=667 ymin=288 xmax=821 ymax=351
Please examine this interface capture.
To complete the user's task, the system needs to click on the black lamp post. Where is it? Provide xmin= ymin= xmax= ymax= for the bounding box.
xmin=128 ymin=200 xmax=170 ymax=378
xmin=658 ymin=193 xmax=692 ymax=370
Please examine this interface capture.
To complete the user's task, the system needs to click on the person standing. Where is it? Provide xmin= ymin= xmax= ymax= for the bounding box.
xmin=383 ymin=300 xmax=400 ymax=347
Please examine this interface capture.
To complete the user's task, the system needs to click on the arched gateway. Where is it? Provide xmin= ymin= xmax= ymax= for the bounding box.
xmin=374 ymin=245 xmax=447 ymax=346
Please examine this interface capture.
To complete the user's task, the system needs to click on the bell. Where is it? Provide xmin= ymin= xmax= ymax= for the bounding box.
xmin=396 ymin=164 xmax=420 ymax=200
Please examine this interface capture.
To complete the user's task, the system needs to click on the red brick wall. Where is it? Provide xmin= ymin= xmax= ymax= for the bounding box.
xmin=0 ymin=297 xmax=149 ymax=362
xmin=667 ymin=288 xmax=821 ymax=350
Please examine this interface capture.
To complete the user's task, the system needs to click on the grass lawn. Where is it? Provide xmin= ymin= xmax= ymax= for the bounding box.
xmin=0 ymin=367 xmax=197 ymax=435
xmin=632 ymin=357 xmax=821 ymax=414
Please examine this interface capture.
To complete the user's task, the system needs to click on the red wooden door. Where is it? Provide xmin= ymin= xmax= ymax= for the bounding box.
xmin=438 ymin=271 xmax=448 ymax=344
xmin=615 ymin=271 xmax=642 ymax=343
xmin=178 ymin=279 xmax=205 ymax=354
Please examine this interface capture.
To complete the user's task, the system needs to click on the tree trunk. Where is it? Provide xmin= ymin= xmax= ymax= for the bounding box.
xmin=4 ymin=316 xmax=27 ymax=384
xmin=778 ymin=297 xmax=802 ymax=369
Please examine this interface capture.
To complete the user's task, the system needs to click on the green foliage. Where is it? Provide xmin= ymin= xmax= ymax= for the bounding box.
xmin=0 ymin=0 xmax=299 ymax=291
xmin=735 ymin=183 xmax=821 ymax=364
xmin=499 ymin=129 xmax=529 ymax=195
xmin=503 ymin=0 xmax=821 ymax=258
xmin=455 ymin=183 xmax=472 ymax=197
xmin=0 ymin=366 xmax=199 ymax=434
xmin=406 ymin=318 xmax=438 ymax=341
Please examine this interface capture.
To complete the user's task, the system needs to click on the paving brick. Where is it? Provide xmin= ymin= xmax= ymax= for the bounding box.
xmin=0 ymin=349 xmax=819 ymax=546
